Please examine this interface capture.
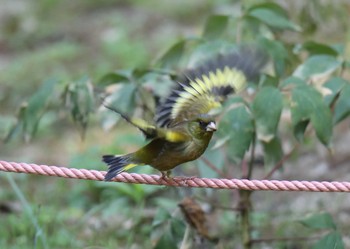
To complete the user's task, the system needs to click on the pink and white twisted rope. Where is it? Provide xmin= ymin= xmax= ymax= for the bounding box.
xmin=1 ymin=160 xmax=350 ymax=192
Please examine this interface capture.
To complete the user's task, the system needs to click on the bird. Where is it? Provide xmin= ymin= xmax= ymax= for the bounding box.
xmin=102 ymin=47 xmax=266 ymax=181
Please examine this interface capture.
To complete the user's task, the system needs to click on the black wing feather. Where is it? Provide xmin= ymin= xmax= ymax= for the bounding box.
xmin=156 ymin=47 xmax=267 ymax=127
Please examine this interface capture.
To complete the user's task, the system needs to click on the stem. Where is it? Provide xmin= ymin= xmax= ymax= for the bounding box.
xmin=263 ymin=144 xmax=298 ymax=179
xmin=238 ymin=135 xmax=256 ymax=249
xmin=239 ymin=190 xmax=252 ymax=249
xmin=247 ymin=135 xmax=256 ymax=179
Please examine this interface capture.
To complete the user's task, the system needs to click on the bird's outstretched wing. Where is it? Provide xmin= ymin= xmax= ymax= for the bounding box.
xmin=156 ymin=47 xmax=267 ymax=127
xmin=103 ymin=104 xmax=190 ymax=142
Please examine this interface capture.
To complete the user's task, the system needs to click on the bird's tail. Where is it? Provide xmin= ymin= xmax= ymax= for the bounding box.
xmin=102 ymin=154 xmax=138 ymax=181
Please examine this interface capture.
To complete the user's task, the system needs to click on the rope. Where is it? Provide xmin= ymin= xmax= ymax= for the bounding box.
xmin=1 ymin=160 xmax=350 ymax=192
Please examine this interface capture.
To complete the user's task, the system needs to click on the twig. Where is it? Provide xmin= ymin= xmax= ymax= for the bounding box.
xmin=247 ymin=136 xmax=256 ymax=179
xmin=239 ymin=135 xmax=256 ymax=249
xmin=201 ymin=157 xmax=226 ymax=178
xmin=263 ymin=144 xmax=298 ymax=179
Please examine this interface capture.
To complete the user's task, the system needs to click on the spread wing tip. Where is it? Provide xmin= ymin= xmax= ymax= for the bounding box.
xmin=156 ymin=46 xmax=268 ymax=127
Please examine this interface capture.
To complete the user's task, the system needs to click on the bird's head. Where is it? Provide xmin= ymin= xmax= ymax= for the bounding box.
xmin=187 ymin=114 xmax=217 ymax=139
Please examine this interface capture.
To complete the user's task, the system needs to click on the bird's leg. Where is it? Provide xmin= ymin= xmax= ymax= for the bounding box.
xmin=160 ymin=170 xmax=172 ymax=180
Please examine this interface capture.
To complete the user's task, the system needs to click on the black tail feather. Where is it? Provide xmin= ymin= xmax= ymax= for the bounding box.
xmin=102 ymin=155 xmax=130 ymax=181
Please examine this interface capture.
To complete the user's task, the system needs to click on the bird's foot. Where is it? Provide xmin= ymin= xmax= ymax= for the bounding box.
xmin=159 ymin=170 xmax=172 ymax=181
xmin=158 ymin=171 xmax=197 ymax=186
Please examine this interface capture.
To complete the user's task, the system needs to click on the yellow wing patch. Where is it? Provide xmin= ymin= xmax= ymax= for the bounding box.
xmin=131 ymin=117 xmax=189 ymax=142
xmin=171 ymin=67 xmax=246 ymax=121
xmin=164 ymin=130 xmax=189 ymax=142
xmin=123 ymin=163 xmax=139 ymax=171
xmin=131 ymin=118 xmax=156 ymax=131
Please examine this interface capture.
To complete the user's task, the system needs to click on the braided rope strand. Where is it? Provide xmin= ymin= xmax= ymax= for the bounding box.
xmin=1 ymin=160 xmax=350 ymax=192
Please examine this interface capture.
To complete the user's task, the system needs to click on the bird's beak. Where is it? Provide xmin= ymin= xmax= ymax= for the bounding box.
xmin=206 ymin=121 xmax=217 ymax=132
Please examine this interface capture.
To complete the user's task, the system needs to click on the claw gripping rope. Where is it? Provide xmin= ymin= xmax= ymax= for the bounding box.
xmin=1 ymin=160 xmax=350 ymax=192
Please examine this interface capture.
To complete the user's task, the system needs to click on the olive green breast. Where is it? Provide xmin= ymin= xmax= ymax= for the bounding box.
xmin=134 ymin=134 xmax=213 ymax=172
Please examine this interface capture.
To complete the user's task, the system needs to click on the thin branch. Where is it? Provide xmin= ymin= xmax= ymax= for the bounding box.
xmin=263 ymin=144 xmax=298 ymax=179
xmin=201 ymin=157 xmax=226 ymax=178
xmin=247 ymin=136 xmax=256 ymax=179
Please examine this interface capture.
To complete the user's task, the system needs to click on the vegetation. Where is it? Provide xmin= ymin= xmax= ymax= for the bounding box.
xmin=1 ymin=1 xmax=350 ymax=248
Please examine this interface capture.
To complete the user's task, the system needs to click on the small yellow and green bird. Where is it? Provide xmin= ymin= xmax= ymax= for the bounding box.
xmin=103 ymin=48 xmax=266 ymax=181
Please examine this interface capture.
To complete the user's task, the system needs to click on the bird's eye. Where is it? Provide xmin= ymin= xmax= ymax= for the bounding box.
xmin=198 ymin=120 xmax=206 ymax=128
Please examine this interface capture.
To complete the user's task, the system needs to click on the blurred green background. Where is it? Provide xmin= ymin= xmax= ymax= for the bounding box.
xmin=1 ymin=0 xmax=350 ymax=248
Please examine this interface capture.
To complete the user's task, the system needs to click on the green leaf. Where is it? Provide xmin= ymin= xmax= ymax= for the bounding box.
xmin=258 ymin=37 xmax=288 ymax=60
xmin=154 ymin=232 xmax=177 ymax=249
xmin=6 ymin=78 xmax=58 ymax=142
xmin=141 ymin=72 xmax=175 ymax=98
xmin=300 ymin=41 xmax=339 ymax=56
xmin=293 ymin=120 xmax=309 ymax=142
xmin=109 ymin=84 xmax=137 ymax=113
xmin=26 ymin=78 xmax=57 ymax=137
xmin=311 ymin=103 xmax=333 ymax=145
xmin=262 ymin=136 xmax=283 ymax=169
xmin=0 ymin=116 xmax=15 ymax=140
xmin=113 ymin=184 xmax=146 ymax=203
xmin=323 ymin=77 xmax=347 ymax=106
xmin=132 ymin=68 xmax=155 ymax=80
xmin=291 ymin=84 xmax=332 ymax=145
xmin=293 ymin=55 xmax=341 ymax=80
xmin=4 ymin=105 xmax=26 ymax=142
xmin=188 ymin=40 xmax=237 ymax=68
xmin=331 ymin=44 xmax=345 ymax=55
xmin=202 ymin=15 xmax=229 ymax=40
xmin=152 ymin=211 xmax=182 ymax=249
xmin=98 ymin=68 xmax=152 ymax=86
xmin=259 ymin=74 xmax=279 ymax=87
xmin=98 ymin=71 xmax=131 ymax=86
xmin=101 ymin=83 xmax=137 ymax=130
xmin=258 ymin=37 xmax=289 ymax=76
xmin=137 ymin=86 xmax=157 ymax=119
xmin=152 ymin=208 xmax=171 ymax=227
xmin=280 ymin=76 xmax=307 ymax=88
xmin=170 ymin=218 xmax=186 ymax=241
xmin=247 ymin=2 xmax=289 ymax=17
xmin=252 ymin=87 xmax=283 ymax=142
xmin=156 ymin=39 xmax=186 ymax=68
xmin=300 ymin=212 xmax=336 ymax=230
xmin=299 ymin=5 xmax=317 ymax=34
xmin=219 ymin=100 xmax=254 ymax=163
xmin=333 ymin=83 xmax=350 ymax=124
xmin=63 ymin=76 xmax=95 ymax=136
xmin=311 ymin=231 xmax=344 ymax=249
xmin=247 ymin=5 xmax=301 ymax=31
